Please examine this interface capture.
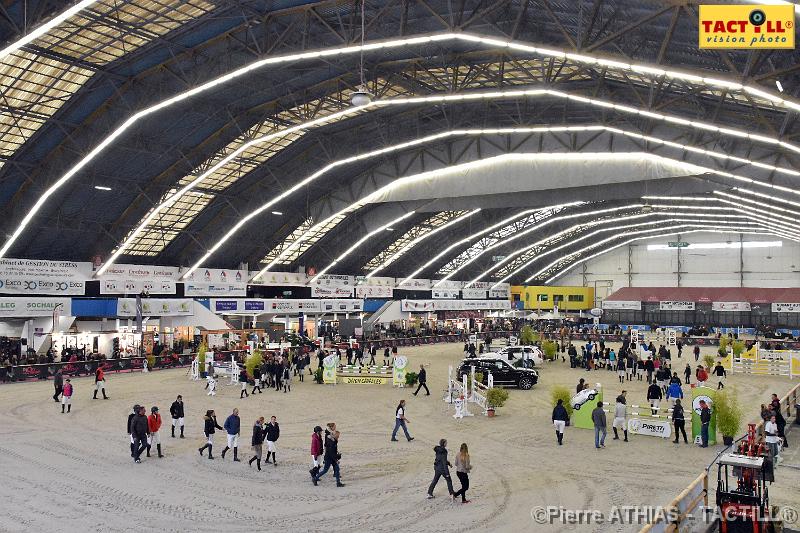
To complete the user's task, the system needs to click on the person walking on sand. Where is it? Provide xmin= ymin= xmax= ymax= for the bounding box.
xmin=699 ymin=400 xmax=711 ymax=448
xmin=265 ymin=416 xmax=280 ymax=466
xmin=672 ymin=399 xmax=688 ymax=444
xmin=251 ymin=365 xmax=263 ymax=394
xmin=413 ymin=364 xmax=430 ymax=396
xmin=684 ymin=363 xmax=692 ymax=385
xmin=198 ymin=409 xmax=223 ymax=459
xmin=131 ymin=405 xmax=149 ymax=463
xmin=170 ymin=395 xmax=185 ymax=438
xmin=282 ymin=363 xmax=291 ymax=393
xmin=53 ymin=369 xmax=63 ymax=403
xmin=647 ymin=381 xmax=663 ymax=416
xmin=248 ymin=417 xmax=265 ymax=470
xmin=451 ymin=443 xmax=472 ymax=503
xmin=552 ymin=398 xmax=568 ymax=445
xmin=391 ymin=400 xmax=414 ymax=442
xmin=239 ymin=368 xmax=249 ymax=399
xmin=310 ymin=425 xmax=324 ymax=484
xmin=612 ymin=393 xmax=628 ymax=442
xmin=127 ymin=404 xmax=140 ymax=457
xmin=592 ymin=401 xmax=607 ymax=449
xmin=221 ymin=408 xmax=241 ymax=461
xmin=147 ymin=406 xmax=164 ymax=458
xmin=427 ymin=439 xmax=454 ymax=499
xmin=315 ymin=429 xmax=344 ymax=487
xmin=61 ymin=378 xmax=73 ymax=413
xmin=713 ymin=361 xmax=727 ymax=389
xmin=93 ymin=366 xmax=109 ymax=399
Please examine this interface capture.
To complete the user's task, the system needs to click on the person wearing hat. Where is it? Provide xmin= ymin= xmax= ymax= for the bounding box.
xmin=61 ymin=378 xmax=73 ymax=413
xmin=198 ymin=409 xmax=223 ymax=459
xmin=310 ymin=425 xmax=324 ymax=484
xmin=169 ymin=395 xmax=185 ymax=438
xmin=127 ymin=404 xmax=140 ymax=457
xmin=147 ymin=406 xmax=164 ymax=458
xmin=131 ymin=406 xmax=150 ymax=463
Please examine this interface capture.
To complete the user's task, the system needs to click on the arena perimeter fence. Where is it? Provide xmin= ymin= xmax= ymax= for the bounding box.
xmin=639 ymin=381 xmax=800 ymax=533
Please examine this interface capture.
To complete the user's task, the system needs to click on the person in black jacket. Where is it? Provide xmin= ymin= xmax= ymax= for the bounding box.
xmin=552 ymin=399 xmax=569 ymax=445
xmin=314 ymin=428 xmax=344 ymax=487
xmin=52 ymin=369 xmax=63 ymax=402
xmin=131 ymin=406 xmax=150 ymax=464
xmin=248 ymin=417 xmax=266 ymax=470
xmin=198 ymin=409 xmax=223 ymax=459
xmin=672 ymin=399 xmax=687 ymax=444
xmin=127 ymin=404 xmax=141 ymax=457
xmin=699 ymin=400 xmax=711 ymax=447
xmin=169 ymin=395 xmax=185 ymax=438
xmin=239 ymin=368 xmax=249 ymax=399
xmin=647 ymin=382 xmax=663 ymax=416
xmin=413 ymin=364 xmax=430 ymax=396
xmin=251 ymin=366 xmax=262 ymax=395
xmin=427 ymin=439 xmax=454 ymax=498
xmin=265 ymin=416 xmax=280 ymax=466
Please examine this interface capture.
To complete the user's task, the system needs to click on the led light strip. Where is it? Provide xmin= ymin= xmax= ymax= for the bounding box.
xmin=307 ymin=211 xmax=416 ymax=283
xmin=363 ymin=209 xmax=481 ymax=279
xmin=529 ymin=224 xmax=781 ymax=283
xmin=0 ymin=0 xmax=100 ymax=61
xmin=486 ymin=204 xmax=800 ymax=288
xmin=714 ymin=191 xmax=800 ymax=218
xmin=545 ymin=229 xmax=781 ymax=285
xmin=3 ymin=30 xmax=796 ymax=263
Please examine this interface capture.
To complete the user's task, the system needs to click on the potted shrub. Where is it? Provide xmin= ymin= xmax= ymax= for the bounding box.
xmin=703 ymin=354 xmax=715 ymax=372
xmin=313 ymin=367 xmax=324 ymax=384
xmin=715 ymin=388 xmax=743 ymax=446
xmin=731 ymin=340 xmax=745 ymax=358
xmin=550 ymin=385 xmax=574 ymax=424
xmin=542 ymin=340 xmax=558 ymax=362
xmin=520 ymin=325 xmax=538 ymax=345
xmin=197 ymin=342 xmax=208 ymax=378
xmin=485 ymin=387 xmax=509 ymax=417
xmin=405 ymin=371 xmax=419 ymax=387
xmin=145 ymin=353 xmax=155 ymax=371
xmin=245 ymin=349 xmax=263 ymax=381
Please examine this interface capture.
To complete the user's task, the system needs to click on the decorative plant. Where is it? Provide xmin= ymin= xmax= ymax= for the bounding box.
xmin=703 ymin=354 xmax=715 ymax=370
xmin=146 ymin=353 xmax=155 ymax=369
xmin=405 ymin=371 xmax=419 ymax=386
xmin=731 ymin=340 xmax=746 ymax=357
xmin=486 ymin=387 xmax=509 ymax=409
xmin=542 ymin=340 xmax=558 ymax=361
xmin=313 ymin=367 xmax=324 ymax=384
xmin=715 ymin=388 xmax=743 ymax=441
xmin=467 ymin=371 xmax=485 ymax=389
xmin=550 ymin=385 xmax=574 ymax=418
xmin=520 ymin=325 xmax=538 ymax=345
xmin=245 ymin=349 xmax=263 ymax=378
xmin=197 ymin=342 xmax=208 ymax=366
xmin=719 ymin=336 xmax=730 ymax=351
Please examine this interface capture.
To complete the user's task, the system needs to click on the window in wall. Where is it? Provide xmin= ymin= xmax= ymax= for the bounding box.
xmin=553 ymin=295 xmax=564 ymax=303
xmin=537 ymin=294 xmax=548 ymax=302
xmin=568 ymin=295 xmax=584 ymax=302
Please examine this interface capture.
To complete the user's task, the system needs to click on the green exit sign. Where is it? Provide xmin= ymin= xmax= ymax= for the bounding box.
xmin=668 ymin=241 xmax=690 ymax=248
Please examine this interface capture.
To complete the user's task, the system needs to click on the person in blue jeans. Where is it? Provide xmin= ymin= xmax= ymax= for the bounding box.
xmin=315 ymin=429 xmax=344 ymax=487
xmin=391 ymin=400 xmax=414 ymax=442
xmin=699 ymin=400 xmax=711 ymax=448
xmin=591 ymin=401 xmax=607 ymax=449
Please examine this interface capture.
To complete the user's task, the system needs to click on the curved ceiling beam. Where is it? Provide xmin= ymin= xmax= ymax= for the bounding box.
xmin=4 ymin=30 xmax=798 ymax=262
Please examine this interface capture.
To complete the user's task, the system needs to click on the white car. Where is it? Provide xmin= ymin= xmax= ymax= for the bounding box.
xmin=489 ymin=346 xmax=544 ymax=367
xmin=571 ymin=388 xmax=598 ymax=410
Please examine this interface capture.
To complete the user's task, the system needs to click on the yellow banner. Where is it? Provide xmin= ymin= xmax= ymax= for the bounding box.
xmin=340 ymin=375 xmax=391 ymax=385
xmin=699 ymin=4 xmax=795 ymax=49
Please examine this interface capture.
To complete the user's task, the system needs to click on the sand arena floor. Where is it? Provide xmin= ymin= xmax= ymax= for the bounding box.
xmin=0 ymin=342 xmax=797 ymax=533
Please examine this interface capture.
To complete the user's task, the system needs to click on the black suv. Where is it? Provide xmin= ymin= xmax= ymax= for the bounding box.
xmin=457 ymin=357 xmax=539 ymax=390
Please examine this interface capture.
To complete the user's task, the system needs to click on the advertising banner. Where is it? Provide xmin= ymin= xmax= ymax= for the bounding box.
xmin=341 ymin=375 xmax=391 ymax=384
xmin=0 ymin=297 xmax=71 ymax=317
xmin=183 ymin=283 xmax=246 ymax=297
xmin=182 ymin=267 xmax=246 ymax=284
xmin=489 ymin=283 xmax=511 ymax=299
xmin=250 ymin=271 xmax=308 ymax=286
xmin=698 ymin=4 xmax=795 ymax=49
xmin=322 ymin=354 xmax=337 ymax=384
xmin=209 ymin=299 xmax=361 ymax=314
xmin=712 ymin=301 xmax=752 ymax=312
xmin=401 ymin=300 xmax=511 ymax=312
xmin=99 ymin=263 xmax=180 ymax=295
xmin=117 ymin=298 xmax=193 ymax=317
xmin=312 ymin=285 xmax=353 ymax=297
xmin=462 ymin=288 xmax=488 ymax=299
xmin=627 ymin=418 xmax=672 ymax=439
xmin=396 ymin=278 xmax=431 ymax=290
xmin=691 ymin=386 xmax=717 ymax=446
xmin=432 ymin=289 xmax=459 ymax=299
xmin=100 ymin=279 xmax=176 ymax=295
xmin=355 ymin=276 xmax=395 ymax=287
xmin=659 ymin=301 xmax=695 ymax=311
xmin=355 ymin=285 xmax=393 ymax=298
xmin=0 ymin=259 xmax=91 ymax=295
xmin=601 ymin=300 xmax=642 ymax=310
xmin=320 ymin=299 xmax=363 ymax=313
xmin=432 ymin=279 xmax=463 ymax=290
xmin=312 ymin=274 xmax=354 ymax=288
xmin=772 ymin=302 xmax=800 ymax=313
xmin=393 ymin=355 xmax=408 ymax=386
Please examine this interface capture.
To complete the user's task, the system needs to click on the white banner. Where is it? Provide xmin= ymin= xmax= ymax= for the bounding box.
xmin=182 ymin=267 xmax=246 ymax=284
xmin=209 ymin=299 xmax=362 ymax=314
xmin=401 ymin=299 xmax=511 ymax=312
xmin=432 ymin=289 xmax=459 ymax=299
xmin=432 ymin=279 xmax=463 ymax=290
xmin=396 ymin=278 xmax=431 ymax=290
xmin=100 ymin=263 xmax=180 ymax=280
xmin=0 ymin=297 xmax=71 ymax=317
xmin=489 ymin=283 xmax=511 ymax=299
xmin=312 ymin=285 xmax=353 ymax=298
xmin=712 ymin=301 xmax=751 ymax=312
xmin=250 ymin=271 xmax=308 ymax=286
xmin=462 ymin=288 xmax=488 ymax=299
xmin=772 ymin=302 xmax=800 ymax=313
xmin=183 ymin=282 xmax=246 ymax=297
xmin=627 ymin=418 xmax=672 ymax=439
xmin=355 ymin=276 xmax=395 ymax=287
xmin=313 ymin=274 xmax=355 ymax=288
xmin=320 ymin=299 xmax=363 ymax=313
xmin=0 ymin=259 xmax=91 ymax=295
xmin=117 ymin=298 xmax=193 ymax=317
xmin=100 ymin=279 xmax=176 ymax=295
xmin=601 ymin=300 xmax=642 ymax=310
xmin=355 ymin=285 xmax=393 ymax=298
xmin=659 ymin=301 xmax=695 ymax=311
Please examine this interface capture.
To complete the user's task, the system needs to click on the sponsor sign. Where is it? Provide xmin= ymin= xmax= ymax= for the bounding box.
xmin=601 ymin=300 xmax=642 ymax=311
xmin=712 ymin=301 xmax=752 ymax=312
xmin=691 ymin=387 xmax=717 ymax=446
xmin=627 ymin=418 xmax=672 ymax=439
xmin=462 ymin=288 xmax=488 ymax=299
xmin=0 ymin=297 xmax=71 ymax=317
xmin=340 ymin=375 xmax=391 ymax=385
xmin=401 ymin=300 xmax=511 ymax=312
xmin=432 ymin=279 xmax=463 ymax=290
xmin=312 ymin=285 xmax=353 ymax=297
xmin=117 ymin=298 xmax=193 ymax=317
xmin=489 ymin=283 xmax=511 ymax=299
xmin=244 ymin=300 xmax=265 ymax=311
xmin=320 ymin=299 xmax=363 ymax=313
xmin=659 ymin=301 xmax=695 ymax=311
xmin=322 ymin=354 xmax=337 ymax=384
xmin=355 ymin=285 xmax=393 ymax=298
xmin=355 ymin=276 xmax=395 ymax=287
xmin=392 ymin=355 xmax=408 ymax=386
xmin=183 ymin=283 xmax=246 ymax=297
xmin=100 ymin=263 xmax=180 ymax=280
xmin=0 ymin=259 xmax=91 ymax=295
xmin=214 ymin=300 xmax=239 ymax=312
xmin=432 ymin=289 xmax=459 ymax=299
xmin=100 ymin=279 xmax=175 ymax=295
xmin=182 ymin=267 xmax=246 ymax=284
xmin=699 ymin=4 xmax=795 ymax=49
xmin=250 ymin=271 xmax=308 ymax=286
xmin=313 ymin=274 xmax=354 ymax=288
xmin=396 ymin=278 xmax=431 ymax=290
xmin=209 ymin=299 xmax=360 ymax=314
xmin=99 ymin=263 xmax=180 ymax=295
xmin=772 ymin=302 xmax=800 ymax=313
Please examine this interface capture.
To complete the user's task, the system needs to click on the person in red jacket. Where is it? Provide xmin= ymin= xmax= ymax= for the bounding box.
xmin=696 ymin=366 xmax=709 ymax=385
xmin=147 ymin=406 xmax=164 ymax=458
xmin=93 ymin=367 xmax=109 ymax=399
xmin=310 ymin=425 xmax=324 ymax=484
